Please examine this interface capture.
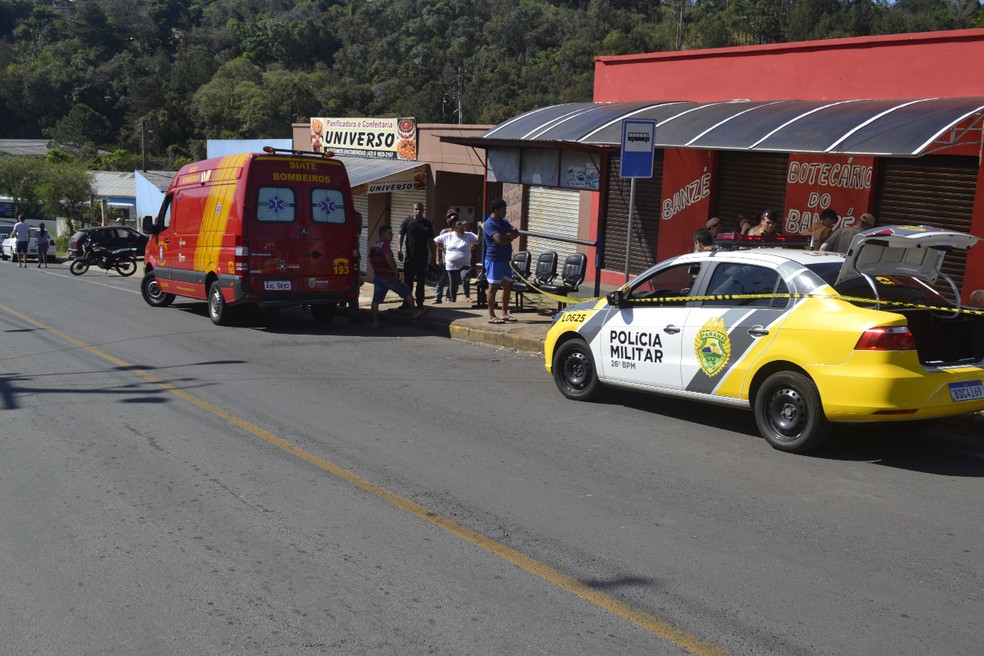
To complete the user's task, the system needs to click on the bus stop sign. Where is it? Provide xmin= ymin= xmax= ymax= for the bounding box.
xmin=620 ymin=119 xmax=656 ymax=178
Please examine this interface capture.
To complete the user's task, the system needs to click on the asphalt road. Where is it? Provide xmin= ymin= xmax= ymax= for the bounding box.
xmin=1 ymin=262 xmax=983 ymax=656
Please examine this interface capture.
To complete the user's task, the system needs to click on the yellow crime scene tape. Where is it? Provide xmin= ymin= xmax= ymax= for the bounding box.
xmin=507 ymin=264 xmax=984 ymax=317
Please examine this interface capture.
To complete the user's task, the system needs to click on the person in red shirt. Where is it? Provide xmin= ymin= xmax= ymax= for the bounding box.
xmin=369 ymin=225 xmax=424 ymax=328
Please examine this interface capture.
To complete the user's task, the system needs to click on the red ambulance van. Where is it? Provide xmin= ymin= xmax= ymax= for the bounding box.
xmin=141 ymin=148 xmax=359 ymax=325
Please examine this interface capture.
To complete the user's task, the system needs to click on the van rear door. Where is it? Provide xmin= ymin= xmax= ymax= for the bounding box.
xmin=247 ymin=157 xmax=356 ymax=297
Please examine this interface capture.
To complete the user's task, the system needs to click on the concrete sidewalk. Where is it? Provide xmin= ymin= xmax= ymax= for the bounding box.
xmin=355 ymin=286 xmax=590 ymax=354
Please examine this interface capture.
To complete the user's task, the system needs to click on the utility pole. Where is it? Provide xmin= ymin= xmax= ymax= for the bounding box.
xmin=672 ymin=0 xmax=687 ymax=51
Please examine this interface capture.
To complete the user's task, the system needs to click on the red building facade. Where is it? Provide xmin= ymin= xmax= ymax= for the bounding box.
xmin=591 ymin=29 xmax=984 ymax=300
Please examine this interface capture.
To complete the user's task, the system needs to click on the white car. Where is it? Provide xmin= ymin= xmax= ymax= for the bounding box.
xmin=1 ymin=227 xmax=57 ymax=261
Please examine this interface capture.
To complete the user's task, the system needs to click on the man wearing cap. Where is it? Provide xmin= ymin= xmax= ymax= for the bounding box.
xmin=483 ymin=199 xmax=520 ymax=324
xmin=747 ymin=209 xmax=780 ymax=237
xmin=705 ymin=217 xmax=721 ymax=239
xmin=821 ymin=212 xmax=875 ymax=253
xmin=433 ymin=209 xmax=458 ymax=303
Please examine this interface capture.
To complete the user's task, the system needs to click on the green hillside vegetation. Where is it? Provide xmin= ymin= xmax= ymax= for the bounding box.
xmin=0 ymin=0 xmax=981 ymax=171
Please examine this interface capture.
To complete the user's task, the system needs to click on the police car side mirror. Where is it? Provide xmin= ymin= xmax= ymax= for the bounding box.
xmin=607 ymin=289 xmax=625 ymax=307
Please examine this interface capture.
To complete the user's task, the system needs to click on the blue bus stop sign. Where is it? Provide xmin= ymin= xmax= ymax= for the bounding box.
xmin=620 ymin=119 xmax=656 ymax=178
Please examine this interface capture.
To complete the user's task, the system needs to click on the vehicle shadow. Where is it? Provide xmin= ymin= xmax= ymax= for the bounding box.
xmin=168 ymin=302 xmax=442 ymax=337
xmin=609 ymin=388 xmax=984 ymax=477
xmin=817 ymin=423 xmax=984 ymax=477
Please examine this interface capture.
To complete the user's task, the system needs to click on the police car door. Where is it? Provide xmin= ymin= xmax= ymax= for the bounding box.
xmin=600 ymin=261 xmax=695 ymax=390
xmin=681 ymin=261 xmax=789 ymax=398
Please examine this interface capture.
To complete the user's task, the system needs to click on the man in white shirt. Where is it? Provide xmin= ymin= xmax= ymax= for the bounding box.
xmin=12 ymin=214 xmax=31 ymax=268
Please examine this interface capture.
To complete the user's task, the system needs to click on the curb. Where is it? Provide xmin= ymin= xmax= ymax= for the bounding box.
xmin=361 ymin=291 xmax=549 ymax=355
xmin=373 ymin=308 xmax=546 ymax=354
xmin=448 ymin=323 xmax=544 ymax=354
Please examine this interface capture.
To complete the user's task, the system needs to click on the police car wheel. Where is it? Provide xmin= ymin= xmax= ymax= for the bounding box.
xmin=141 ymin=272 xmax=174 ymax=307
xmin=553 ymin=339 xmax=601 ymax=401
xmin=754 ymin=371 xmax=830 ymax=453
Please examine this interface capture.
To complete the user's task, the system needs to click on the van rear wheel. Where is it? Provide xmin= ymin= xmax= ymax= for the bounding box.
xmin=208 ymin=280 xmax=232 ymax=325
xmin=141 ymin=272 xmax=174 ymax=307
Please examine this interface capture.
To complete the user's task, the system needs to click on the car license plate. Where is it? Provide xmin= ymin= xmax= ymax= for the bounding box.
xmin=949 ymin=380 xmax=984 ymax=402
xmin=264 ymin=280 xmax=292 ymax=291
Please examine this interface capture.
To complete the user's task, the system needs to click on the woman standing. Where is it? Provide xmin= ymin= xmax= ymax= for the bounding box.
xmin=35 ymin=222 xmax=51 ymax=268
xmin=434 ymin=220 xmax=479 ymax=303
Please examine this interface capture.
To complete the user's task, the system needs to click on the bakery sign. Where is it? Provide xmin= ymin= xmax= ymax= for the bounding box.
xmin=310 ymin=117 xmax=417 ymax=160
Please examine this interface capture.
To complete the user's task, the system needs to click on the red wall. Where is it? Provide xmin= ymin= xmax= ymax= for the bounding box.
xmin=658 ymin=149 xmax=717 ymax=260
xmin=595 ymin=29 xmax=984 ymax=103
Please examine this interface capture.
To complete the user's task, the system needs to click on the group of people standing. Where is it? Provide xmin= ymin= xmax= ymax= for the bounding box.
xmin=368 ymin=199 xmax=521 ymax=328
xmin=693 ymin=208 xmax=876 ymax=254
xmin=8 ymin=213 xmax=51 ymax=268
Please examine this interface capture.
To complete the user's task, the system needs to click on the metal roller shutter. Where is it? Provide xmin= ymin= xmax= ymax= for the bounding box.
xmin=713 ymin=152 xmax=789 ymax=229
xmin=390 ymin=187 xmax=428 ymax=253
xmin=604 ymin=151 xmax=664 ymax=275
xmin=390 ymin=188 xmax=428 ymax=226
xmin=524 ymin=187 xmax=581 ymax=259
xmin=875 ymin=156 xmax=978 ymax=293
xmin=352 ymin=194 xmax=369 ymax=275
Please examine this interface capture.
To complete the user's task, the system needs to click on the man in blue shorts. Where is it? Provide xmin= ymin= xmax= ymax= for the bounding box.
xmin=12 ymin=214 xmax=31 ymax=268
xmin=482 ymin=199 xmax=520 ymax=323
xmin=369 ymin=225 xmax=425 ymax=328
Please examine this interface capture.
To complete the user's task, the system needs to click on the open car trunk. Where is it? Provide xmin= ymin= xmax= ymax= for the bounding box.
xmin=901 ymin=309 xmax=984 ymax=366
xmin=834 ymin=225 xmax=983 ymax=367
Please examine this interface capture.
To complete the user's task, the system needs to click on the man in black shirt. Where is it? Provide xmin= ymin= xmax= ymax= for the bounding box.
xmin=398 ymin=202 xmax=435 ymax=311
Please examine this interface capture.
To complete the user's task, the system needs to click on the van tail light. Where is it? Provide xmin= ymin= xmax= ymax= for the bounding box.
xmin=854 ymin=326 xmax=916 ymax=351
xmin=234 ymin=240 xmax=249 ymax=274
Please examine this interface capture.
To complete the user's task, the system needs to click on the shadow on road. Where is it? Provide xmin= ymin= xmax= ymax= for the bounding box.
xmin=0 ymin=359 xmax=247 ymax=411
xmin=608 ymin=388 xmax=984 ymax=477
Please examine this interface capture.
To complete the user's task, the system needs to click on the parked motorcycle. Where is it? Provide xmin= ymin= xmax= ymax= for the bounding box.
xmin=69 ymin=243 xmax=138 ymax=277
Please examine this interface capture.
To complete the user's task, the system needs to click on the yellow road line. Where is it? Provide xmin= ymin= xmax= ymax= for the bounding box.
xmin=4 ymin=304 xmax=731 ymax=656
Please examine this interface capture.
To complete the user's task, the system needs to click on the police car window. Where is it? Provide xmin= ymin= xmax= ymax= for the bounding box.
xmin=703 ymin=263 xmax=782 ymax=307
xmin=804 ymin=261 xmax=841 ymax=287
xmin=256 ymin=187 xmax=296 ymax=223
xmin=311 ymin=189 xmax=346 ymax=224
xmin=627 ymin=263 xmax=694 ymax=304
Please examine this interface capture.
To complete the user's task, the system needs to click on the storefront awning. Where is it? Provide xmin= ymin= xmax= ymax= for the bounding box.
xmin=445 ymin=98 xmax=984 ymax=157
xmin=338 ymin=157 xmax=426 ymax=189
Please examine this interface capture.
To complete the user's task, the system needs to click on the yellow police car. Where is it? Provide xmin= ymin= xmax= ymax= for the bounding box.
xmin=544 ymin=225 xmax=984 ymax=452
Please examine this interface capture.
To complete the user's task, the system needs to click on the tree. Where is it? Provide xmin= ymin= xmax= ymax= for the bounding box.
xmin=0 ymin=156 xmax=47 ymax=218
xmin=1 ymin=0 xmax=981 ymax=157
xmin=37 ymin=160 xmax=94 ymax=228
